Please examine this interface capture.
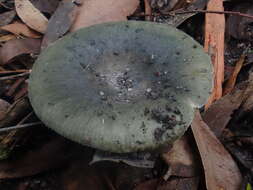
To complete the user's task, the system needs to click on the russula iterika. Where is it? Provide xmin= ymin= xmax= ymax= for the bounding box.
xmin=28 ymin=21 xmax=213 ymax=153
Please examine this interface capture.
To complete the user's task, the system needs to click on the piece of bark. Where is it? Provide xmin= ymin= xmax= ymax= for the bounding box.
xmin=70 ymin=0 xmax=139 ymax=31
xmin=191 ymin=111 xmax=242 ymax=190
xmin=204 ymin=0 xmax=225 ymax=109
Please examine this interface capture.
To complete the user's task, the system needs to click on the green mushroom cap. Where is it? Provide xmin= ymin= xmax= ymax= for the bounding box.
xmin=28 ymin=21 xmax=213 ymax=153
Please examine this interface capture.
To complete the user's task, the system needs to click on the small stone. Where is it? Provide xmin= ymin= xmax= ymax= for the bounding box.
xmin=146 ymin=88 xmax=152 ymax=93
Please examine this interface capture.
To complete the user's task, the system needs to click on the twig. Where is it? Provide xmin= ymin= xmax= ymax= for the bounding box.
xmin=0 ymin=69 xmax=29 ymax=75
xmin=0 ymin=2 xmax=12 ymax=9
xmin=173 ymin=10 xmax=253 ymax=19
xmin=0 ymin=122 xmax=42 ymax=133
xmin=133 ymin=10 xmax=253 ymax=20
xmin=0 ymin=70 xmax=31 ymax=80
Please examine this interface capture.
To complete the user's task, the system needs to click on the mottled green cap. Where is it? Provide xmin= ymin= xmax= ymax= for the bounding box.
xmin=29 ymin=21 xmax=213 ymax=153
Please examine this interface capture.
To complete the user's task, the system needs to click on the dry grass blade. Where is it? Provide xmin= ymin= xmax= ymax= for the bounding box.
xmin=70 ymin=0 xmax=139 ymax=31
xmin=204 ymin=0 xmax=225 ymax=109
xmin=223 ymin=54 xmax=246 ymax=95
xmin=191 ymin=111 xmax=242 ymax=190
xmin=15 ymin=0 xmax=48 ymax=33
xmin=1 ymin=22 xmax=41 ymax=38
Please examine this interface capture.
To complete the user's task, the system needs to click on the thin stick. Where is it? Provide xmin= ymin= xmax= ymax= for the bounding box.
xmin=0 ymin=71 xmax=31 ymax=80
xmin=0 ymin=70 xmax=30 ymax=75
xmin=133 ymin=10 xmax=253 ymax=20
xmin=173 ymin=10 xmax=253 ymax=19
xmin=0 ymin=2 xmax=12 ymax=9
xmin=0 ymin=122 xmax=42 ymax=133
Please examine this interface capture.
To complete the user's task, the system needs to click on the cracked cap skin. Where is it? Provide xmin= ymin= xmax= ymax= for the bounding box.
xmin=28 ymin=21 xmax=213 ymax=153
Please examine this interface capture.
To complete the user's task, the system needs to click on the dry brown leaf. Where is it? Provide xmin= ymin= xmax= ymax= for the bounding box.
xmin=15 ymin=0 xmax=48 ymax=33
xmin=0 ymin=34 xmax=16 ymax=43
xmin=223 ymin=54 xmax=245 ymax=95
xmin=1 ymin=22 xmax=41 ymax=38
xmin=157 ymin=177 xmax=199 ymax=190
xmin=62 ymin=162 xmax=111 ymax=190
xmin=0 ymin=38 xmax=41 ymax=64
xmin=0 ymin=10 xmax=16 ymax=27
xmin=191 ymin=111 xmax=242 ymax=190
xmin=134 ymin=179 xmax=158 ymax=190
xmin=204 ymin=0 xmax=225 ymax=109
xmin=0 ymin=137 xmax=79 ymax=179
xmin=70 ymin=0 xmax=139 ymax=31
xmin=30 ymin=0 xmax=59 ymax=14
xmin=203 ymin=87 xmax=245 ymax=137
xmin=162 ymin=135 xmax=200 ymax=178
xmin=41 ymin=1 xmax=77 ymax=49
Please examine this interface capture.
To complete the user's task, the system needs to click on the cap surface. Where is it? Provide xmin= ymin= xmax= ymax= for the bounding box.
xmin=29 ymin=21 xmax=213 ymax=153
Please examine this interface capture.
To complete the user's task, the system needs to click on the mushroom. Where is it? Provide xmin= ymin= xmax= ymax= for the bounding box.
xmin=28 ymin=21 xmax=213 ymax=153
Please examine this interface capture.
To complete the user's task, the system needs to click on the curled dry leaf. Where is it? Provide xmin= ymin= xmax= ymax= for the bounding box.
xmin=70 ymin=0 xmax=139 ymax=31
xmin=15 ymin=0 xmax=48 ymax=33
xmin=204 ymin=0 xmax=225 ymax=109
xmin=41 ymin=1 xmax=77 ymax=49
xmin=0 ymin=10 xmax=16 ymax=27
xmin=1 ymin=22 xmax=41 ymax=38
xmin=191 ymin=111 xmax=242 ymax=190
xmin=0 ymin=38 xmax=41 ymax=64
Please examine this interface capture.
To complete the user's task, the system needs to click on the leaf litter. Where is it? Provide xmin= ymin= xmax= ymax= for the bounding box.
xmin=0 ymin=0 xmax=253 ymax=189
xmin=15 ymin=0 xmax=48 ymax=33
